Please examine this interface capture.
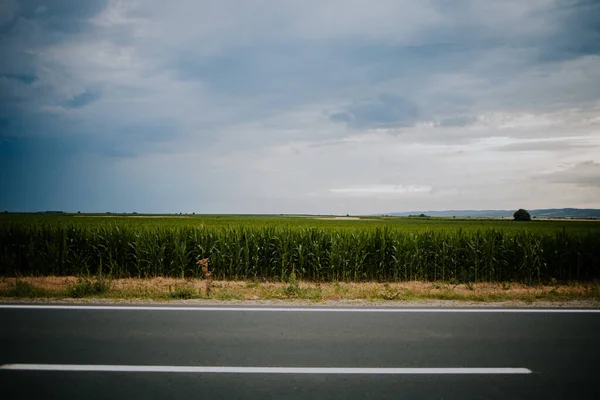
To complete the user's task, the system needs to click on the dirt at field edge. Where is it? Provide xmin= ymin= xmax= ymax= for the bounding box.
xmin=1 ymin=298 xmax=599 ymax=308
xmin=2 ymin=277 xmax=598 ymax=308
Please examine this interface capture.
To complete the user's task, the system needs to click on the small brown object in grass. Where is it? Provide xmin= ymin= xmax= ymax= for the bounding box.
xmin=196 ymin=258 xmax=212 ymax=296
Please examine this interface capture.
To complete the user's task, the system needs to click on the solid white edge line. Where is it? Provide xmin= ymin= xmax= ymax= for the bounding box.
xmin=0 ymin=305 xmax=598 ymax=313
xmin=0 ymin=364 xmax=532 ymax=374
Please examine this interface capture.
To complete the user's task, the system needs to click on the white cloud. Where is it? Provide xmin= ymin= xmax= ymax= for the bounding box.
xmin=330 ymin=185 xmax=433 ymax=196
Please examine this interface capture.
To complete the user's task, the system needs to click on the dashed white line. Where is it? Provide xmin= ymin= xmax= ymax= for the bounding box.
xmin=0 ymin=364 xmax=532 ymax=374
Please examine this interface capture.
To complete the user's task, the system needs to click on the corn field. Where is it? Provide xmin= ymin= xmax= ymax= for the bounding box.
xmin=1 ymin=224 xmax=599 ymax=284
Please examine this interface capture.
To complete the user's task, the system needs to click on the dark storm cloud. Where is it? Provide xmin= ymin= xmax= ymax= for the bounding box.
xmin=0 ymin=0 xmax=108 ymax=34
xmin=60 ymin=89 xmax=101 ymax=109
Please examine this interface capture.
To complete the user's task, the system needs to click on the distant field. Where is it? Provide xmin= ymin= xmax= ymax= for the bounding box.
xmin=1 ymin=213 xmax=599 ymax=284
xmin=2 ymin=213 xmax=599 ymax=233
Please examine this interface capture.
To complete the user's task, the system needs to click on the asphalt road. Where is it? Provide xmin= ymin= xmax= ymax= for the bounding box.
xmin=1 ymin=305 xmax=599 ymax=399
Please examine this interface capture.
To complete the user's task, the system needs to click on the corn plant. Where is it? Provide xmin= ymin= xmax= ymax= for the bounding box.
xmin=1 ymin=218 xmax=599 ymax=284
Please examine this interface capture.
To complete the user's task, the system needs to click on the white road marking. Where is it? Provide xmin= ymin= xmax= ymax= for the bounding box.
xmin=0 ymin=364 xmax=532 ymax=374
xmin=0 ymin=305 xmax=598 ymax=313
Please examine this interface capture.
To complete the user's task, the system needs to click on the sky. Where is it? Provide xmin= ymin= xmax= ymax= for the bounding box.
xmin=0 ymin=0 xmax=599 ymax=214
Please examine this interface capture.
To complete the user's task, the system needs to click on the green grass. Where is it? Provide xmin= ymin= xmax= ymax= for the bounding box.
xmin=2 ymin=212 xmax=599 ymax=233
xmin=167 ymin=285 xmax=199 ymax=300
xmin=3 ymin=280 xmax=49 ymax=298
xmin=67 ymin=277 xmax=110 ymax=298
xmin=1 ymin=213 xmax=599 ymax=284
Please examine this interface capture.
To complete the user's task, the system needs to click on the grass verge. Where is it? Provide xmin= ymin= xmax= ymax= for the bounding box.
xmin=67 ymin=277 xmax=111 ymax=298
xmin=1 ymin=277 xmax=599 ymax=304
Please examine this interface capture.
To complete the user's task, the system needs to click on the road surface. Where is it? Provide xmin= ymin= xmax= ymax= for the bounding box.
xmin=1 ymin=305 xmax=599 ymax=399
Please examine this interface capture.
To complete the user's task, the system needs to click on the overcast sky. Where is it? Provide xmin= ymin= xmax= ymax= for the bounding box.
xmin=1 ymin=0 xmax=599 ymax=214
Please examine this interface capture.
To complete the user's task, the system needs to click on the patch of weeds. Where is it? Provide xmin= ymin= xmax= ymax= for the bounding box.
xmin=378 ymin=284 xmax=413 ymax=301
xmin=302 ymin=287 xmax=323 ymax=301
xmin=213 ymin=288 xmax=244 ymax=301
xmin=547 ymin=287 xmax=559 ymax=298
xmin=112 ymin=287 xmax=160 ymax=300
xmin=284 ymin=272 xmax=301 ymax=298
xmin=501 ymin=281 xmax=512 ymax=291
xmin=67 ymin=277 xmax=110 ymax=298
xmin=14 ymin=281 xmax=38 ymax=297
xmin=427 ymin=291 xmax=464 ymax=301
xmin=431 ymin=282 xmax=442 ymax=290
xmin=333 ymin=282 xmax=349 ymax=296
xmin=246 ymin=279 xmax=260 ymax=288
xmin=277 ymin=285 xmax=322 ymax=300
xmin=587 ymin=281 xmax=600 ymax=297
xmin=279 ymin=275 xmax=322 ymax=300
xmin=524 ymin=279 xmax=538 ymax=287
xmin=449 ymin=277 xmax=459 ymax=285
xmin=431 ymin=290 xmax=507 ymax=302
xmin=532 ymin=289 xmax=575 ymax=301
xmin=357 ymin=287 xmax=380 ymax=300
xmin=258 ymin=286 xmax=284 ymax=300
xmin=167 ymin=285 xmax=198 ymax=300
xmin=284 ymin=281 xmax=301 ymax=297
xmin=465 ymin=282 xmax=475 ymax=291
xmin=3 ymin=280 xmax=47 ymax=298
xmin=550 ymin=278 xmax=558 ymax=287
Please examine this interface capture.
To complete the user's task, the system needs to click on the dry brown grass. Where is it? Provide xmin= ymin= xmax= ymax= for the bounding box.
xmin=1 ymin=277 xmax=598 ymax=303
